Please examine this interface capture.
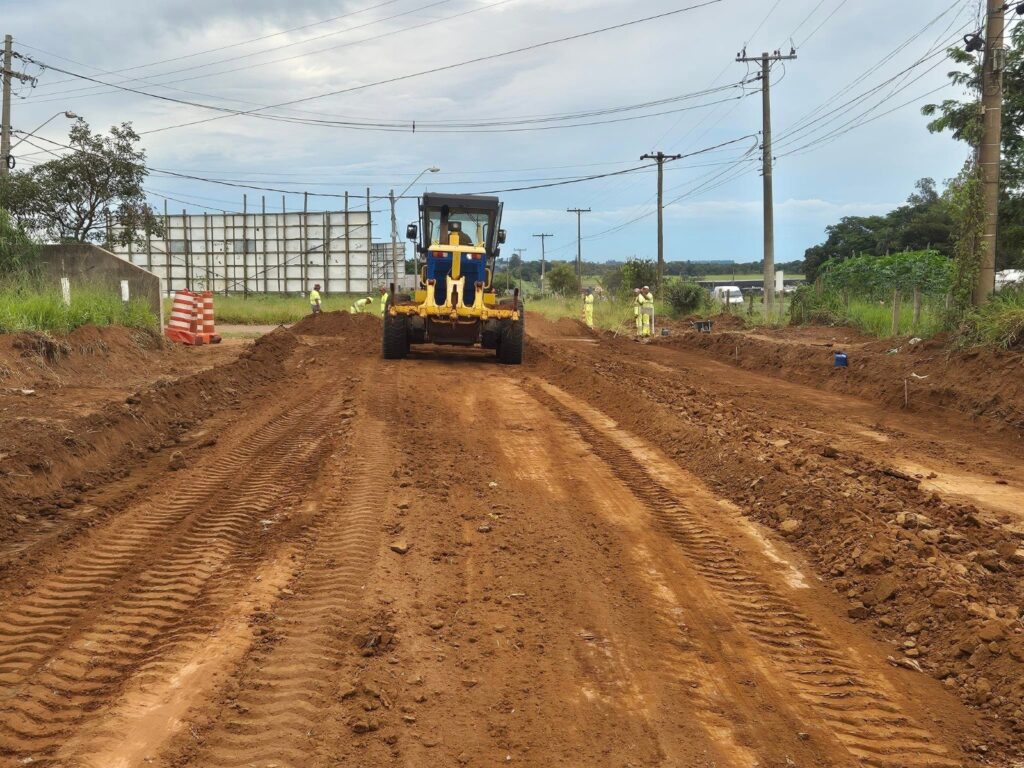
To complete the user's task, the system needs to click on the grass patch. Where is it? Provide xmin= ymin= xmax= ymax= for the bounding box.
xmin=959 ymin=286 xmax=1024 ymax=347
xmin=0 ymin=283 xmax=156 ymax=334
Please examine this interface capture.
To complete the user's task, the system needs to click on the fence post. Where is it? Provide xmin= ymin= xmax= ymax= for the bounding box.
xmin=891 ymin=289 xmax=901 ymax=337
xmin=912 ymin=286 xmax=922 ymax=329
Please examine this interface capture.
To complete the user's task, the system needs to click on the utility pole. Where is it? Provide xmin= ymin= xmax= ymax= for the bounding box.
xmin=1 ymin=36 xmax=35 ymax=178
xmin=640 ymin=151 xmax=682 ymax=293
xmin=737 ymin=47 xmax=796 ymax=315
xmin=513 ymin=247 xmax=526 ymax=293
xmin=389 ymin=189 xmax=399 ymax=295
xmin=533 ymin=233 xmax=553 ymax=294
xmin=976 ymin=0 xmax=1005 ymax=305
xmin=566 ymin=208 xmax=591 ymax=291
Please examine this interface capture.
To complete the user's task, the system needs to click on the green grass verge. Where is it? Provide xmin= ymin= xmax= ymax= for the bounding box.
xmin=0 ymin=284 xmax=156 ymax=335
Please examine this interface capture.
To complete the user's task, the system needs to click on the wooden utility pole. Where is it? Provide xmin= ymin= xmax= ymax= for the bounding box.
xmin=513 ymin=247 xmax=526 ymax=293
xmin=567 ymin=208 xmax=591 ymax=291
xmin=532 ymin=233 xmax=553 ymax=294
xmin=976 ymin=0 xmax=1005 ymax=305
xmin=640 ymin=151 xmax=682 ymax=292
xmin=737 ymin=48 xmax=796 ymax=315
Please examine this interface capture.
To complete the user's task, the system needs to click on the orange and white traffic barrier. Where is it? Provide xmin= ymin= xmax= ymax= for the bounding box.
xmin=195 ymin=291 xmax=221 ymax=344
xmin=165 ymin=290 xmax=199 ymax=345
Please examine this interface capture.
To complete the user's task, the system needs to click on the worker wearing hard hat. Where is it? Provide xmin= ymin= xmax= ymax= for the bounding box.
xmin=583 ymin=287 xmax=595 ymax=329
xmin=639 ymin=286 xmax=654 ymax=338
xmin=379 ymin=285 xmax=389 ymax=317
xmin=351 ymin=295 xmax=374 ymax=314
xmin=309 ymin=284 xmax=322 ymax=315
xmin=633 ymin=288 xmax=643 ymax=337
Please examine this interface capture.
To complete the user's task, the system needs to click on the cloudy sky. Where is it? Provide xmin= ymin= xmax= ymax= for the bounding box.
xmin=6 ymin=0 xmax=980 ymax=264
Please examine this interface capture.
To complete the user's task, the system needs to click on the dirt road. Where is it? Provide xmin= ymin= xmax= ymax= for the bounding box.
xmin=0 ymin=313 xmax=1019 ymax=767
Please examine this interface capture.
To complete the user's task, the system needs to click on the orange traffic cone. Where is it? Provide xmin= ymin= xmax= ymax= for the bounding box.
xmin=164 ymin=290 xmax=200 ymax=345
xmin=196 ymin=291 xmax=222 ymax=344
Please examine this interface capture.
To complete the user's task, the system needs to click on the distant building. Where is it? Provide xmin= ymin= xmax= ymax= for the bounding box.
xmin=111 ymin=200 xmax=408 ymax=294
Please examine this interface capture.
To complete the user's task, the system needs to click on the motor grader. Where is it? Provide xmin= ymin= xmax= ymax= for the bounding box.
xmin=382 ymin=192 xmax=523 ymax=364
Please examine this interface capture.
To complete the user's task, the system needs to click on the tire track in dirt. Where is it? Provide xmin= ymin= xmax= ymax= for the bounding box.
xmin=0 ymin=379 xmax=354 ymax=764
xmin=531 ymin=381 xmax=965 ymax=768
xmin=166 ymin=382 xmax=393 ymax=768
xmin=0 ymin=390 xmax=329 ymax=685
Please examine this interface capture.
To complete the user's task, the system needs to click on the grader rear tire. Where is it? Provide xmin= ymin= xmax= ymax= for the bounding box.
xmin=382 ymin=310 xmax=409 ymax=359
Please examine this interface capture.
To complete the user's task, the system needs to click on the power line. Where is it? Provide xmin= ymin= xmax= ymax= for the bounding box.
xmin=23 ymin=0 xmax=409 ymax=89
xmin=126 ymin=0 xmax=728 ymax=135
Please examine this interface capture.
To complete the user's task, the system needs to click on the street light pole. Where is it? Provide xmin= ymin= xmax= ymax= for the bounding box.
xmin=390 ymin=166 xmax=440 ymax=299
xmin=9 ymin=110 xmax=79 ymax=153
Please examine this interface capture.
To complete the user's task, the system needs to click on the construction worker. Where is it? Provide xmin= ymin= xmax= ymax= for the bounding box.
xmin=379 ymin=285 xmax=388 ymax=318
xmin=350 ymin=295 xmax=374 ymax=314
xmin=309 ymin=284 xmax=322 ymax=315
xmin=633 ymin=288 xmax=644 ymax=338
xmin=640 ymin=285 xmax=654 ymax=338
xmin=583 ymin=287 xmax=594 ymax=329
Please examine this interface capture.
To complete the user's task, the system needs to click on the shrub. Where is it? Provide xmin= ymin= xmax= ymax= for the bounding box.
xmin=0 ymin=208 xmax=38 ymax=277
xmin=664 ymin=279 xmax=707 ymax=315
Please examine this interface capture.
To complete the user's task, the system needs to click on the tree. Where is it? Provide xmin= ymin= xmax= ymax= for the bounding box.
xmin=0 ymin=208 xmax=38 ymax=276
xmin=802 ymin=179 xmax=955 ymax=281
xmin=922 ymin=23 xmax=1024 ymax=267
xmin=0 ymin=120 xmax=162 ymax=247
xmin=546 ymin=262 xmax=577 ymax=295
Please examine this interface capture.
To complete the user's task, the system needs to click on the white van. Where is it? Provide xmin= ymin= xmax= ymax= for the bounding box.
xmin=712 ymin=286 xmax=744 ymax=305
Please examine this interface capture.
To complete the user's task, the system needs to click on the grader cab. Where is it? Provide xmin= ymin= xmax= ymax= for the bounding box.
xmin=382 ymin=193 xmax=523 ymax=364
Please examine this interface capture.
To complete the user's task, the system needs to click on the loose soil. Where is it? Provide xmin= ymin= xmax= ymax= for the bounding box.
xmin=0 ymin=312 xmax=1022 ymax=766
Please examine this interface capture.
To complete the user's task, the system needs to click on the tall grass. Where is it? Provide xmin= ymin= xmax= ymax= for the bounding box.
xmin=0 ymin=283 xmax=156 ymax=334
xmin=959 ymin=285 xmax=1024 ymax=348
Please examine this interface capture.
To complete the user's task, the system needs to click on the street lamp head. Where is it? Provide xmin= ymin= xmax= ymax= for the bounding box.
xmin=64 ymin=111 xmax=79 ymax=119
xmin=428 ymin=166 xmax=440 ymax=173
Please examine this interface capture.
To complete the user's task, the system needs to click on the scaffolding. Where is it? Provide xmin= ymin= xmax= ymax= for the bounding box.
xmin=112 ymin=192 xmax=390 ymax=295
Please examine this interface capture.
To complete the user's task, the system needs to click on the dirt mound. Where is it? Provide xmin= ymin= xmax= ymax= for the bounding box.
xmin=0 ymin=328 xmax=300 ymax=535
xmin=670 ymin=328 xmax=1024 ymax=431
xmin=0 ymin=325 xmax=167 ymax=388
xmin=292 ymin=310 xmax=379 ymax=337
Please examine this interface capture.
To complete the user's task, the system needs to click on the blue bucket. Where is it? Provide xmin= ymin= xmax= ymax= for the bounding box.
xmin=834 ymin=352 xmax=848 ymax=367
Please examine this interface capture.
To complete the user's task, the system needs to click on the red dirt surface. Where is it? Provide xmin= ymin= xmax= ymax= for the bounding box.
xmin=0 ymin=315 xmax=1022 ymax=766
xmin=661 ymin=318 xmax=1024 ymax=431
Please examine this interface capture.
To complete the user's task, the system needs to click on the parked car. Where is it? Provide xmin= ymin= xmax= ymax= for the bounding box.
xmin=711 ymin=286 xmax=744 ymax=305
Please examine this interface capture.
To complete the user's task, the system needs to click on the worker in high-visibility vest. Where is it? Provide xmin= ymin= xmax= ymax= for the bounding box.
xmin=379 ymin=285 xmax=389 ymax=317
xmin=351 ymin=296 xmax=374 ymax=313
xmin=640 ymin=285 xmax=654 ymax=338
xmin=583 ymin=288 xmax=595 ymax=329
xmin=309 ymin=284 xmax=322 ymax=315
xmin=633 ymin=288 xmax=644 ymax=338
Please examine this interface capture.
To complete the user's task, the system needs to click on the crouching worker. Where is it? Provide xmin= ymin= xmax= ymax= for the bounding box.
xmin=351 ymin=295 xmax=374 ymax=314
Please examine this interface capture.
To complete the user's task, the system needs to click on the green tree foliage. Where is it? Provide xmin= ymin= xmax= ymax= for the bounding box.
xmin=0 ymin=207 xmax=38 ymax=276
xmin=546 ymin=262 xmax=578 ymax=295
xmin=0 ymin=120 xmax=162 ymax=247
xmin=663 ymin=279 xmax=707 ymax=315
xmin=603 ymin=257 xmax=657 ymax=298
xmin=821 ymin=250 xmax=953 ymax=299
xmin=922 ymin=22 xmax=1024 ymax=266
xmin=803 ymin=178 xmax=955 ymax=281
